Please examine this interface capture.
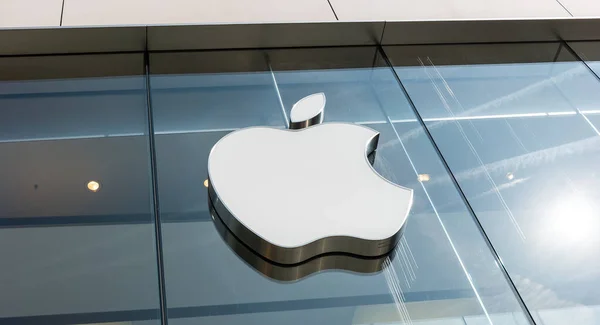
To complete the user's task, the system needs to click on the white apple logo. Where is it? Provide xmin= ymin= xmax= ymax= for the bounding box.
xmin=208 ymin=93 xmax=413 ymax=264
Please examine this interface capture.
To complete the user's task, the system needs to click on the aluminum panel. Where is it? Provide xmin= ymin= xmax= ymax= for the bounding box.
xmin=0 ymin=0 xmax=62 ymax=28
xmin=62 ymin=0 xmax=335 ymax=26
xmin=559 ymin=0 xmax=600 ymax=17
xmin=329 ymin=0 xmax=570 ymax=20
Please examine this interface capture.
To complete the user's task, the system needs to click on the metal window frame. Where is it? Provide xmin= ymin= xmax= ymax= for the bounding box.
xmin=1 ymin=18 xmax=600 ymax=56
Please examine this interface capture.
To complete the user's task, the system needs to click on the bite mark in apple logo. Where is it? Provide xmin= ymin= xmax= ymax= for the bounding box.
xmin=208 ymin=93 xmax=413 ymax=264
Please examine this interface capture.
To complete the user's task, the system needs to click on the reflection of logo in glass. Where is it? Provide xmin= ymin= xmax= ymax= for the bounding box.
xmin=208 ymin=93 xmax=413 ymax=266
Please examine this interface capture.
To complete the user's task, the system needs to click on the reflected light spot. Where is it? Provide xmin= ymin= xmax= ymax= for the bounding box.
xmin=87 ymin=181 xmax=100 ymax=192
xmin=506 ymin=172 xmax=514 ymax=180
xmin=546 ymin=195 xmax=598 ymax=246
xmin=204 ymin=179 xmax=209 ymax=188
xmin=417 ymin=174 xmax=430 ymax=182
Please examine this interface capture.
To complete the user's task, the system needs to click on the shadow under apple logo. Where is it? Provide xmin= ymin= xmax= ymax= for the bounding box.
xmin=209 ymin=196 xmax=396 ymax=282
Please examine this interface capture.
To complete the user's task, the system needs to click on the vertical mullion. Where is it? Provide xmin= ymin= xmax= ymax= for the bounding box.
xmin=266 ymin=52 xmax=290 ymax=128
xmin=565 ymin=40 xmax=600 ymax=81
xmin=144 ymin=48 xmax=169 ymax=325
xmin=562 ymin=41 xmax=600 ymax=136
xmin=377 ymin=45 xmax=538 ymax=325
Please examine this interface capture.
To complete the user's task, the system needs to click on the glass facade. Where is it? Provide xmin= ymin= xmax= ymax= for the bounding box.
xmin=1 ymin=42 xmax=599 ymax=325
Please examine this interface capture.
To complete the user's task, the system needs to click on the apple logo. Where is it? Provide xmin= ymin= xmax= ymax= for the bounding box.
xmin=208 ymin=93 xmax=413 ymax=265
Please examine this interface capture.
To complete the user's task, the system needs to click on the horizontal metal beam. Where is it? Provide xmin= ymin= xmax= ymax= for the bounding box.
xmin=147 ymin=21 xmax=384 ymax=51
xmin=382 ymin=18 xmax=600 ymax=45
xmin=1 ymin=18 xmax=600 ymax=56
xmin=0 ymin=26 xmax=146 ymax=56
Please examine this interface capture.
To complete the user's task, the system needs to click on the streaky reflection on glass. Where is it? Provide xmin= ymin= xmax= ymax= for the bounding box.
xmin=209 ymin=197 xmax=393 ymax=282
xmin=152 ymin=46 xmax=531 ymax=325
xmin=386 ymin=42 xmax=600 ymax=325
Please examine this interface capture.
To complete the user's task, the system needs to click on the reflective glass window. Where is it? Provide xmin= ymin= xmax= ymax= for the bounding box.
xmin=569 ymin=41 xmax=600 ymax=77
xmin=386 ymin=42 xmax=600 ymax=324
xmin=568 ymin=41 xmax=600 ymax=132
xmin=0 ymin=54 xmax=160 ymax=324
xmin=151 ymin=47 xmax=528 ymax=325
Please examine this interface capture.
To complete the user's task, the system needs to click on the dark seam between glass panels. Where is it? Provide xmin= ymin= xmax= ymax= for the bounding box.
xmin=145 ymin=48 xmax=169 ymax=325
xmin=564 ymin=41 xmax=600 ymax=82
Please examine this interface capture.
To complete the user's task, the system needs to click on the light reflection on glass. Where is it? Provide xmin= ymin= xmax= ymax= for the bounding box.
xmin=386 ymin=42 xmax=600 ymax=324
xmin=87 ymin=181 xmax=100 ymax=192
xmin=543 ymin=194 xmax=599 ymax=247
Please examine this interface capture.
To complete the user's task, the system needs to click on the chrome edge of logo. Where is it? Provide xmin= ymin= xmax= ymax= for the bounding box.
xmin=209 ymin=196 xmax=395 ymax=281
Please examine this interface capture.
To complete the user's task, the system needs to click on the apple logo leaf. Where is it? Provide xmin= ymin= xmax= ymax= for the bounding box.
xmin=289 ymin=92 xmax=326 ymax=129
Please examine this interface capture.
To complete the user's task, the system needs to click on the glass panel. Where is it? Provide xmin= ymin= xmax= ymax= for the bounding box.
xmin=568 ymin=41 xmax=600 ymax=132
xmin=0 ymin=54 xmax=160 ymax=324
xmin=386 ymin=42 xmax=600 ymax=324
xmin=151 ymin=47 xmax=527 ymax=325
xmin=569 ymin=41 xmax=600 ymax=77
xmin=150 ymin=51 xmax=285 ymax=134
